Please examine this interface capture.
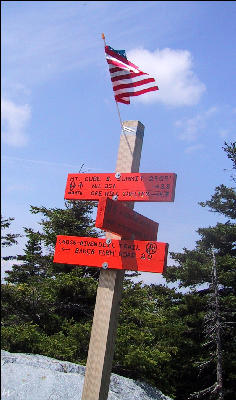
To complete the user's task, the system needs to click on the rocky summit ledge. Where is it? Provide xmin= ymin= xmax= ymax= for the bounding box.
xmin=1 ymin=350 xmax=172 ymax=400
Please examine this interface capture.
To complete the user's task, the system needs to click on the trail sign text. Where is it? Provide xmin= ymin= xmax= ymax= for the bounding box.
xmin=65 ymin=173 xmax=177 ymax=202
xmin=54 ymin=235 xmax=168 ymax=273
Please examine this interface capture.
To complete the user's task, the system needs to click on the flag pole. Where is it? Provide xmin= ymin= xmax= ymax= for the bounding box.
xmin=101 ymin=32 xmax=106 ymax=46
xmin=115 ymin=101 xmax=124 ymax=132
xmin=102 ymin=33 xmax=124 ymax=133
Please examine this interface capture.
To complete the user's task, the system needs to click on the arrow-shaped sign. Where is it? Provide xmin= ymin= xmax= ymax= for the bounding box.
xmin=96 ymin=197 xmax=158 ymax=240
xmin=54 ymin=235 xmax=168 ymax=274
xmin=64 ymin=172 xmax=177 ymax=202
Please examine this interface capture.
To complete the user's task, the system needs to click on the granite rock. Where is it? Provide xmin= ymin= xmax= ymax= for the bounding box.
xmin=1 ymin=350 xmax=172 ymax=400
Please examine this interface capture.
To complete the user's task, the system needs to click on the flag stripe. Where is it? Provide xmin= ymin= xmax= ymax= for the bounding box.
xmin=111 ymin=71 xmax=147 ymax=82
xmin=115 ymin=87 xmax=158 ymax=104
xmin=105 ymin=46 xmax=141 ymax=73
xmin=114 ymin=81 xmax=158 ymax=96
xmin=123 ymin=86 xmax=158 ymax=97
xmin=105 ymin=45 xmax=158 ymax=105
xmin=115 ymin=96 xmax=130 ymax=104
xmin=111 ymin=75 xmax=136 ymax=87
xmin=109 ymin=67 xmax=125 ymax=73
xmin=113 ymin=77 xmax=156 ymax=91
xmin=107 ymin=58 xmax=133 ymax=72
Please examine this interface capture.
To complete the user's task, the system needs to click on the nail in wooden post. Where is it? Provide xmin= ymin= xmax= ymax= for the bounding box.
xmin=81 ymin=121 xmax=145 ymax=400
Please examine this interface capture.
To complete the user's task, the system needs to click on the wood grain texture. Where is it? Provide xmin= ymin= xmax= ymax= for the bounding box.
xmin=81 ymin=121 xmax=144 ymax=400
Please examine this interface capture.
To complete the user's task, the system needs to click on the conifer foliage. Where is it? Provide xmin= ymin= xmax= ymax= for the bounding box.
xmin=4 ymin=200 xmax=99 ymax=282
xmin=1 ymin=216 xmax=20 ymax=248
xmin=165 ymin=142 xmax=236 ymax=400
xmin=1 ymin=143 xmax=235 ymax=399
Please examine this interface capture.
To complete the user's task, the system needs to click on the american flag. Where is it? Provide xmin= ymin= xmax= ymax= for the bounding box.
xmin=105 ymin=45 xmax=159 ymax=105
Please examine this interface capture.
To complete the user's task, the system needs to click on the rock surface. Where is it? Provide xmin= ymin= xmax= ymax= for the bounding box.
xmin=1 ymin=350 xmax=172 ymax=400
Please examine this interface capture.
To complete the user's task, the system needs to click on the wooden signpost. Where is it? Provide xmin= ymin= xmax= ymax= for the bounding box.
xmin=53 ymin=120 xmax=177 ymax=400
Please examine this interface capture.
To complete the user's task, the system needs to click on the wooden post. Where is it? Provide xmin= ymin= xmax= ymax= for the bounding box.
xmin=81 ymin=120 xmax=145 ymax=400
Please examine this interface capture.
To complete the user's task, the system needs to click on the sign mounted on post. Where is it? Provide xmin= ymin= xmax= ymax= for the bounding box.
xmin=96 ymin=197 xmax=158 ymax=240
xmin=64 ymin=172 xmax=177 ymax=202
xmin=54 ymin=235 xmax=169 ymax=274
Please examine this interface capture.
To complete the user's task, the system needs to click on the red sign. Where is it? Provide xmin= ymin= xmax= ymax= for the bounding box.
xmin=96 ymin=197 xmax=158 ymax=240
xmin=64 ymin=173 xmax=177 ymax=202
xmin=54 ymin=235 xmax=168 ymax=274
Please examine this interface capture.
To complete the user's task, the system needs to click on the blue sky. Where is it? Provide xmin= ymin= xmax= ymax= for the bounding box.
xmin=1 ymin=1 xmax=236 ymax=284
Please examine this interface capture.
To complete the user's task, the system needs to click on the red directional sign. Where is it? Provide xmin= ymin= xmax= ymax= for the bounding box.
xmin=64 ymin=173 xmax=177 ymax=202
xmin=54 ymin=235 xmax=168 ymax=273
xmin=96 ymin=197 xmax=158 ymax=240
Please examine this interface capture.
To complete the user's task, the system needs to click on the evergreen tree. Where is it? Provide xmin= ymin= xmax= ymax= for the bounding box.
xmin=5 ymin=200 xmax=100 ymax=283
xmin=2 ymin=143 xmax=235 ymax=399
xmin=165 ymin=142 xmax=236 ymax=400
xmin=114 ymin=282 xmax=202 ymax=399
xmin=1 ymin=201 xmax=191 ymax=399
xmin=1 ymin=215 xmax=20 ymax=248
xmin=1 ymin=200 xmax=100 ymax=363
xmin=4 ymin=228 xmax=50 ymax=283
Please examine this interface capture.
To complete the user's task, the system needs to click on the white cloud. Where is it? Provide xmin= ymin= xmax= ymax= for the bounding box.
xmin=184 ymin=144 xmax=204 ymax=154
xmin=127 ymin=47 xmax=206 ymax=106
xmin=1 ymin=99 xmax=31 ymax=146
xmin=175 ymin=107 xmax=218 ymax=142
xmin=219 ymin=129 xmax=229 ymax=138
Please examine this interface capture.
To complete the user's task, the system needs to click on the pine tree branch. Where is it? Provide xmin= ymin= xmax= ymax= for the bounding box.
xmin=189 ymin=383 xmax=217 ymax=399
